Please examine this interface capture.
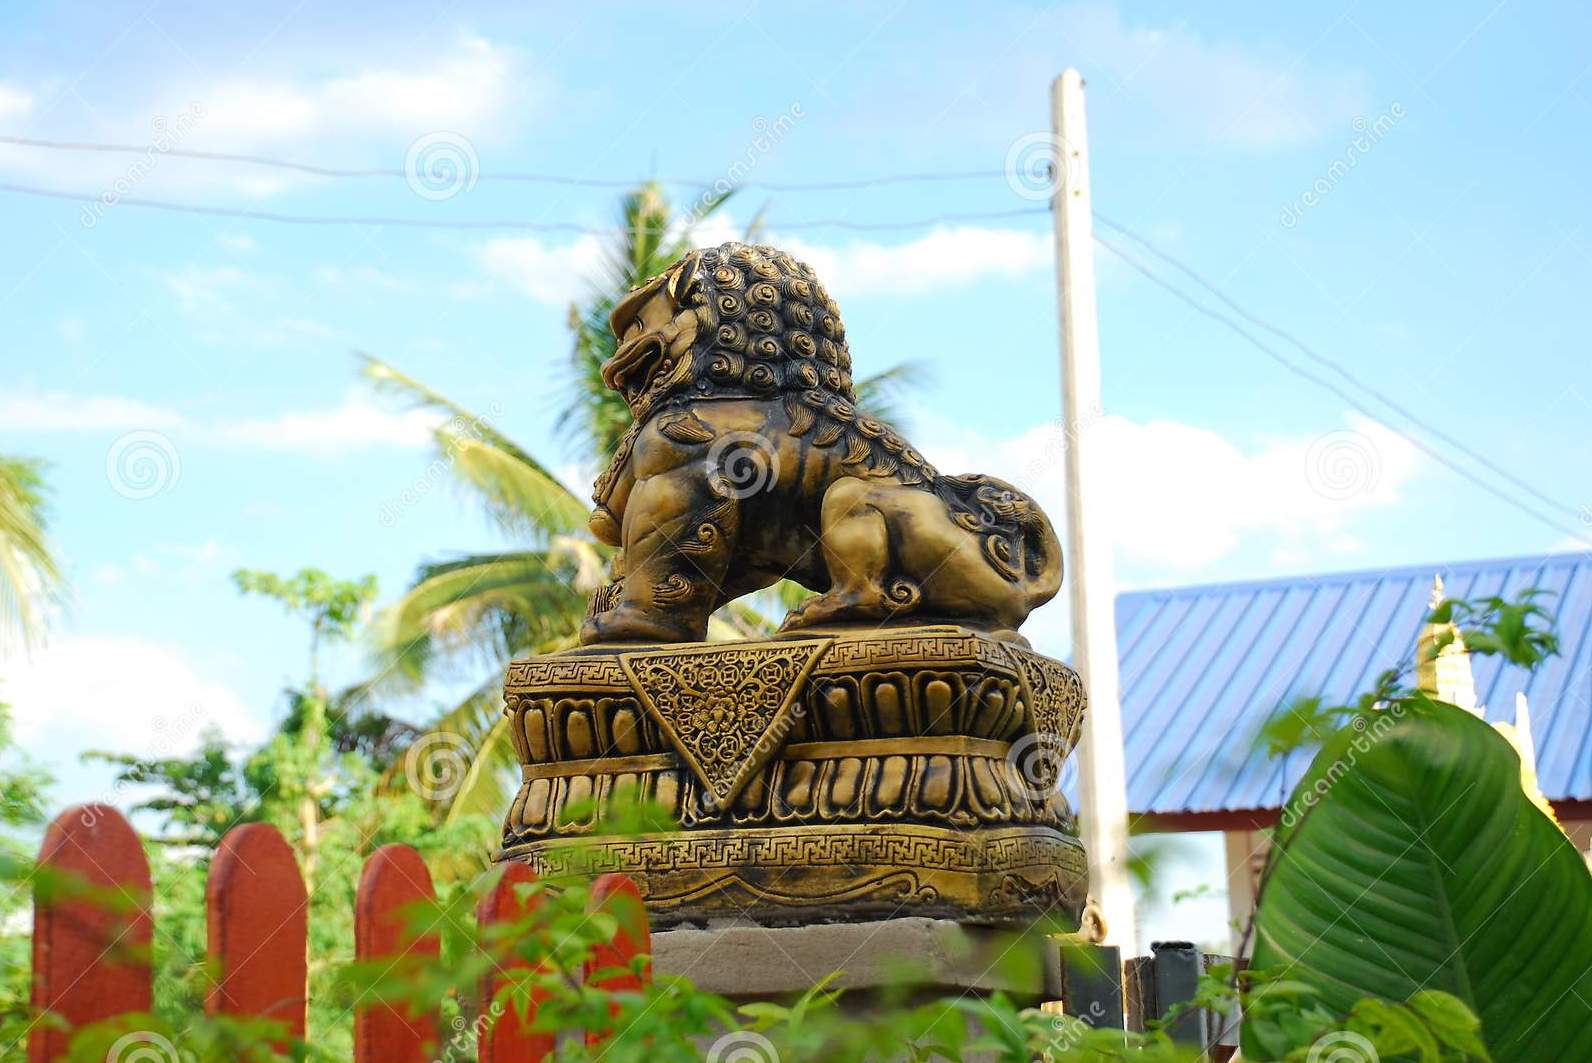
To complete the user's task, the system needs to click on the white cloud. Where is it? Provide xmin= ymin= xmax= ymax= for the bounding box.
xmin=161 ymin=264 xmax=262 ymax=313
xmin=2 ymin=635 xmax=263 ymax=757
xmin=1063 ymin=3 xmax=1371 ymax=148
xmin=779 ymin=227 xmax=1053 ymax=297
xmin=479 ymin=225 xmax=1051 ymax=306
xmin=480 ymin=233 xmax=605 ymax=305
xmin=920 ymin=411 xmax=1423 ymax=571
xmin=0 ymin=83 xmax=31 ymax=121
xmin=198 ymin=36 xmax=518 ymax=145
xmin=3 ymin=386 xmax=441 ymax=455
xmin=220 ymin=388 xmax=442 ymax=452
xmin=0 ymin=37 xmax=529 ymax=197
xmin=0 ymin=391 xmax=182 ymax=431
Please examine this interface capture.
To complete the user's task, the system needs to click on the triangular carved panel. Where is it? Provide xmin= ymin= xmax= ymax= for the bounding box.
xmin=619 ymin=639 xmax=832 ymax=813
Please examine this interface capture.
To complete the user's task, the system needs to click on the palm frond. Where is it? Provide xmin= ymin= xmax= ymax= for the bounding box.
xmin=442 ymin=714 xmax=519 ymax=826
xmin=558 ymin=181 xmax=738 ymax=465
xmin=361 ymin=356 xmax=589 ymax=536
xmin=853 ymin=362 xmax=931 ymax=429
xmin=370 ymin=550 xmax=593 ymax=687
xmin=0 ymin=457 xmax=64 ymax=653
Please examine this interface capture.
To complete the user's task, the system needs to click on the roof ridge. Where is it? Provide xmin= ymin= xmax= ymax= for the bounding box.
xmin=1116 ymin=550 xmax=1588 ymax=602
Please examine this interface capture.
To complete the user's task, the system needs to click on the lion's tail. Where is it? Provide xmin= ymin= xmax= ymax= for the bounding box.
xmin=930 ymin=474 xmax=1063 ymax=609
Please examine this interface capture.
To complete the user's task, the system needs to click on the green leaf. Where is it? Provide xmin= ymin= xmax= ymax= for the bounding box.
xmin=1245 ymin=701 xmax=1592 ymax=1062
xmin=1408 ymin=991 xmax=1492 ymax=1061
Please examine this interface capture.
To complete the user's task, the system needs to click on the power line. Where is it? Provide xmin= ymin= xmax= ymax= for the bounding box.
xmin=0 ymin=135 xmax=1009 ymax=191
xmin=1092 ymin=230 xmax=1591 ymax=547
xmin=0 ymin=180 xmax=1045 ymax=233
xmin=1093 ymin=212 xmax=1582 ymax=527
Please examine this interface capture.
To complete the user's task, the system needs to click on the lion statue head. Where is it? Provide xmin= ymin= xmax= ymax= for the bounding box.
xmin=602 ymin=242 xmax=856 ymax=416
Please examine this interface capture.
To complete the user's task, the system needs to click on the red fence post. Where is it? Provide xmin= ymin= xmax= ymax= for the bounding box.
xmin=205 ymin=822 xmax=308 ymax=1045
xmin=28 ymin=805 xmax=152 ymax=1063
xmin=583 ymin=872 xmax=651 ymax=1050
xmin=354 ymin=844 xmax=439 ymax=1063
xmin=476 ymin=862 xmax=553 ymax=1063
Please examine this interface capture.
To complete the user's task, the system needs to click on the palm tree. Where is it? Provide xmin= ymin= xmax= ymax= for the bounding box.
xmin=369 ymin=183 xmax=923 ymax=822
xmin=0 ymin=457 xmax=64 ymax=655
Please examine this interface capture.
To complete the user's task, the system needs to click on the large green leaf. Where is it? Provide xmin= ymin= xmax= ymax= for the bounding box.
xmin=1247 ymin=698 xmax=1592 ymax=1062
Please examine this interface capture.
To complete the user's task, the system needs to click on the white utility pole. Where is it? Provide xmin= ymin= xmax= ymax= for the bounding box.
xmin=1049 ymin=68 xmax=1138 ymax=956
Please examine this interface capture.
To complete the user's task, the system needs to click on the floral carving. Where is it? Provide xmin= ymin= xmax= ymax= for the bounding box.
xmin=619 ymin=640 xmax=831 ymax=811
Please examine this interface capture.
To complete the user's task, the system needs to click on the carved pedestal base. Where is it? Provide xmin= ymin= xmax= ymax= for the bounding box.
xmin=498 ymin=625 xmax=1089 ymax=927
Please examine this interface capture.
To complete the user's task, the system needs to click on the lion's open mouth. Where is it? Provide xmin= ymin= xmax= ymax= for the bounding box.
xmin=601 ymin=333 xmax=667 ymax=402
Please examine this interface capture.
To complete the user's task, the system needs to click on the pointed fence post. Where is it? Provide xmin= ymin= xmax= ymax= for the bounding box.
xmin=28 ymin=805 xmax=152 ymax=1063
xmin=355 ymin=844 xmax=440 ymax=1063
xmin=476 ymin=862 xmax=553 ymax=1063
xmin=583 ymin=873 xmax=651 ymax=1049
xmin=206 ymin=823 xmax=308 ymax=1046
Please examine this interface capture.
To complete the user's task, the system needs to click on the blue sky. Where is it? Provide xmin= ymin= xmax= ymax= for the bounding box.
xmin=2 ymin=0 xmax=1589 ymax=947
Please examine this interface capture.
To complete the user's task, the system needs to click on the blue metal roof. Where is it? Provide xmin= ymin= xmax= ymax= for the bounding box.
xmin=1114 ymin=553 xmax=1592 ymax=817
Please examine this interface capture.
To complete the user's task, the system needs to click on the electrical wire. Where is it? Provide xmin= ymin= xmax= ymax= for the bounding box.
xmin=0 ymin=135 xmax=1008 ymax=191
xmin=1094 ymin=211 xmax=1582 ymax=527
xmin=2 ymin=128 xmax=1578 ymax=545
xmin=1092 ymin=230 xmax=1591 ymax=547
xmin=1 ymin=180 xmax=1045 ymax=233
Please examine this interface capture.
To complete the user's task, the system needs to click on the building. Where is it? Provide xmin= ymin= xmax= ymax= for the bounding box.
xmin=1115 ymin=552 xmax=1592 ymax=951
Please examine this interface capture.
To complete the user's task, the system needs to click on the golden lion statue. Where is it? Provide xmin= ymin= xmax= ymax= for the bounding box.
xmin=582 ymin=242 xmax=1061 ymax=645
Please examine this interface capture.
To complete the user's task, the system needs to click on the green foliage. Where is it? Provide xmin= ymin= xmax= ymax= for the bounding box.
xmin=0 ymin=699 xmax=52 ymax=1050
xmin=85 ymin=730 xmax=257 ymax=847
xmin=1428 ymin=591 xmax=1560 ymax=666
xmin=1244 ymin=590 xmax=1592 ymax=1062
xmin=0 ymin=454 xmax=65 ymax=653
xmin=1240 ymin=969 xmax=1490 ymax=1062
xmin=233 ymin=567 xmax=378 ymax=685
xmin=1259 ymin=588 xmax=1559 ymax=757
